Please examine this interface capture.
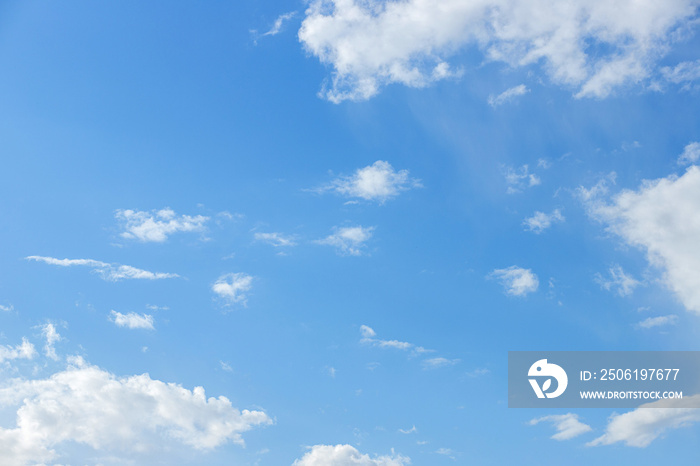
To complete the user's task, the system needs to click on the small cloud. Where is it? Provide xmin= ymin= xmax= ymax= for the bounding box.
xmin=327 ymin=366 xmax=337 ymax=378
xmin=146 ymin=304 xmax=169 ymax=311
xmin=678 ymin=142 xmax=700 ymax=165
xmin=110 ymin=311 xmax=155 ymax=330
xmin=435 ymin=447 xmax=456 ymax=459
xmin=315 ymin=161 xmax=421 ymax=203
xmin=316 ymin=226 xmax=374 ymax=256
xmin=523 ymin=209 xmax=565 ymax=234
xmin=661 ymin=60 xmax=700 ymax=87
xmin=26 ymin=256 xmax=178 ymax=282
xmin=0 ymin=337 xmax=36 ymax=363
xmin=254 ymin=232 xmax=297 ymax=247
xmin=220 ymin=361 xmax=233 ymax=372
xmin=212 ymin=273 xmax=254 ymax=306
xmin=263 ymin=12 xmax=296 ymax=36
xmin=0 ymin=303 xmax=14 ymax=312
xmin=488 ymin=84 xmax=529 ymax=107
xmin=529 ymin=413 xmax=592 ymax=440
xmin=115 ymin=208 xmax=209 ymax=243
xmin=40 ymin=322 xmax=61 ymax=360
xmin=595 ymin=265 xmax=641 ymax=297
xmin=636 ymin=315 xmax=679 ymax=329
xmin=399 ymin=425 xmax=417 ymax=434
xmin=422 ymin=357 xmax=460 ymax=370
xmin=360 ymin=325 xmax=429 ymax=355
xmin=465 ymin=368 xmax=490 ymax=378
xmin=576 ymin=172 xmax=617 ymax=202
xmin=503 ymin=164 xmax=541 ymax=194
xmin=489 ymin=266 xmax=539 ymax=296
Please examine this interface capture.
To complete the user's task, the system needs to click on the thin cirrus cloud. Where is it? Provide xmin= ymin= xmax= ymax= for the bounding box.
xmin=26 ymin=256 xmax=179 ymax=281
xmin=360 ymin=325 xmax=429 ymax=354
xmin=523 ymin=209 xmax=565 ymax=234
xmin=316 ymin=160 xmax=421 ymax=203
xmin=212 ymin=273 xmax=254 ymax=306
xmin=40 ymin=323 xmax=61 ymax=360
xmin=489 ymin=266 xmax=539 ymax=296
xmin=110 ymin=311 xmax=155 ymax=330
xmin=594 ymin=265 xmax=641 ymax=297
xmin=254 ymin=232 xmax=297 ymax=247
xmin=298 ymin=0 xmax=699 ymax=102
xmin=529 ymin=413 xmax=592 ymax=441
xmin=635 ymin=314 xmax=679 ymax=329
xmin=488 ymin=84 xmax=529 ymax=107
xmin=586 ymin=165 xmax=700 ymax=314
xmin=293 ymin=444 xmax=409 ymax=466
xmin=0 ymin=356 xmax=272 ymax=464
xmin=588 ymin=395 xmax=700 ymax=447
xmin=504 ymin=164 xmax=541 ymax=194
xmin=116 ymin=208 xmax=209 ymax=243
xmin=316 ymin=226 xmax=375 ymax=256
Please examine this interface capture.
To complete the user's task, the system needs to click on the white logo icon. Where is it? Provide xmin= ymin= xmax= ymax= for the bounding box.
xmin=528 ymin=359 xmax=568 ymax=399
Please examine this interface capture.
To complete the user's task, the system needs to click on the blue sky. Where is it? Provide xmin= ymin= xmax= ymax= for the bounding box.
xmin=1 ymin=1 xmax=700 ymax=464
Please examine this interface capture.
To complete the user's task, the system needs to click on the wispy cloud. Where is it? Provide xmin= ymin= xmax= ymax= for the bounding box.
xmin=595 ymin=265 xmax=641 ymax=297
xmin=254 ymin=232 xmax=297 ymax=247
xmin=678 ymin=142 xmax=700 ymax=165
xmin=212 ymin=273 xmax=254 ymax=306
xmin=263 ymin=12 xmax=296 ymax=36
xmin=0 ymin=338 xmax=36 ymax=363
xmin=530 ymin=413 xmax=592 ymax=440
xmin=360 ymin=325 xmax=429 ymax=355
xmin=315 ymin=161 xmax=421 ymax=203
xmin=116 ymin=208 xmax=208 ymax=243
xmin=110 ymin=311 xmax=155 ymax=330
xmin=523 ymin=209 xmax=564 ymax=234
xmin=504 ymin=164 xmax=541 ymax=194
xmin=422 ymin=357 xmax=460 ymax=370
xmin=635 ymin=314 xmax=679 ymax=329
xmin=489 ymin=266 xmax=539 ymax=296
xmin=488 ymin=84 xmax=529 ymax=107
xmin=316 ymin=226 xmax=374 ymax=256
xmin=0 ymin=303 xmax=13 ymax=312
xmin=40 ymin=323 xmax=61 ymax=360
xmin=26 ymin=256 xmax=179 ymax=281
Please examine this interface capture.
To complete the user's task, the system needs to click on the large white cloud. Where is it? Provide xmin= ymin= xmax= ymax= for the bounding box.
xmin=26 ymin=256 xmax=179 ymax=281
xmin=293 ymin=444 xmax=409 ymax=466
xmin=590 ymin=166 xmax=700 ymax=314
xmin=0 ymin=357 xmax=272 ymax=465
xmin=116 ymin=208 xmax=209 ymax=243
xmin=588 ymin=395 xmax=700 ymax=447
xmin=299 ymin=0 xmax=699 ymax=102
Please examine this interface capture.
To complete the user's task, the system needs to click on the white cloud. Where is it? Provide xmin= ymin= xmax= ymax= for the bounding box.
xmin=254 ymin=232 xmax=297 ymax=247
xmin=0 ymin=338 xmax=36 ymax=364
xmin=422 ymin=357 xmax=460 ymax=370
xmin=678 ymin=142 xmax=700 ymax=165
xmin=488 ymin=84 xmax=529 ymax=107
xmin=220 ymin=361 xmax=233 ymax=372
xmin=26 ymin=255 xmax=179 ymax=281
xmin=320 ymin=161 xmax=421 ymax=203
xmin=523 ymin=209 xmax=565 ymax=233
xmin=299 ymin=0 xmax=698 ymax=102
xmin=40 ymin=323 xmax=61 ymax=360
xmin=504 ymin=164 xmax=541 ymax=193
xmin=435 ymin=447 xmax=455 ymax=458
xmin=589 ymin=166 xmax=700 ymax=314
xmin=636 ymin=314 xmax=679 ymax=329
xmin=110 ymin=311 xmax=155 ymax=330
xmin=293 ymin=444 xmax=409 ymax=466
xmin=0 ymin=357 xmax=272 ymax=464
xmin=212 ymin=273 xmax=254 ymax=306
xmin=116 ymin=208 xmax=209 ymax=243
xmin=264 ymin=12 xmax=296 ymax=36
xmin=398 ymin=425 xmax=417 ymax=434
xmin=594 ymin=265 xmax=641 ymax=297
xmin=0 ymin=303 xmax=13 ymax=312
xmin=489 ymin=266 xmax=539 ymax=296
xmin=360 ymin=325 xmax=429 ymax=354
xmin=661 ymin=60 xmax=700 ymax=84
xmin=529 ymin=413 xmax=592 ymax=441
xmin=317 ymin=226 xmax=374 ymax=256
xmin=588 ymin=395 xmax=700 ymax=447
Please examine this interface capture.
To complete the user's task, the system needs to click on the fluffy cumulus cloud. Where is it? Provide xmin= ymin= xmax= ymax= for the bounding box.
xmin=523 ymin=209 xmax=565 ymax=233
xmin=489 ymin=266 xmax=539 ymax=296
xmin=590 ymin=166 xmax=700 ymax=314
xmin=110 ymin=311 xmax=155 ymax=330
xmin=0 ymin=338 xmax=36 ymax=364
xmin=321 ymin=161 xmax=421 ymax=203
xmin=26 ymin=256 xmax=179 ymax=281
xmin=212 ymin=273 xmax=254 ymax=306
xmin=488 ymin=84 xmax=529 ymax=107
xmin=317 ymin=226 xmax=375 ymax=255
xmin=293 ymin=444 xmax=409 ymax=466
xmin=116 ymin=208 xmax=209 ymax=242
xmin=0 ymin=357 xmax=272 ymax=465
xmin=298 ymin=0 xmax=699 ymax=102
xmin=588 ymin=395 xmax=700 ymax=447
xmin=594 ymin=265 xmax=641 ymax=297
xmin=529 ymin=413 xmax=592 ymax=441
